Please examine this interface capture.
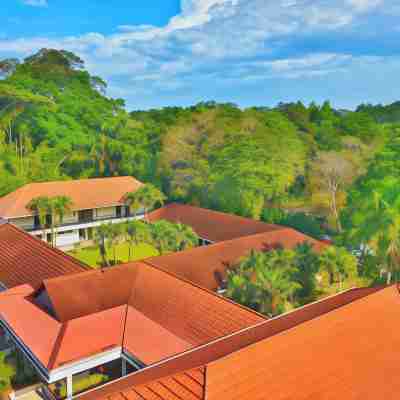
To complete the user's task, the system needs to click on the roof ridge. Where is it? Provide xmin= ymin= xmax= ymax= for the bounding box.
xmin=47 ymin=322 xmax=69 ymax=370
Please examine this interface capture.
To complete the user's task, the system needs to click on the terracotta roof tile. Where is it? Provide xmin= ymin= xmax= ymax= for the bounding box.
xmin=127 ymin=262 xmax=265 ymax=346
xmin=0 ymin=261 xmax=264 ymax=373
xmin=205 ymin=285 xmax=400 ymax=400
xmin=0 ymin=176 xmax=143 ymax=218
xmin=147 ymin=203 xmax=281 ymax=243
xmin=147 ymin=229 xmax=327 ymax=291
xmin=79 ymin=287 xmax=383 ymax=400
xmin=124 ymin=306 xmax=193 ymax=365
xmin=50 ymin=305 xmax=126 ymax=369
xmin=0 ymin=223 xmax=87 ymax=289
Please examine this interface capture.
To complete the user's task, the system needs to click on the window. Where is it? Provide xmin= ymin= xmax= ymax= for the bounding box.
xmin=58 ymin=230 xmax=74 ymax=236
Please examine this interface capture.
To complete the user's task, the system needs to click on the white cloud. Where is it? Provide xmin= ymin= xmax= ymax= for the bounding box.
xmin=346 ymin=0 xmax=383 ymax=12
xmin=22 ymin=0 xmax=48 ymax=7
xmin=1 ymin=0 xmax=398 ymax=107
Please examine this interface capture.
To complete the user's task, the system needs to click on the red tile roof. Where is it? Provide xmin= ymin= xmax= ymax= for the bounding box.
xmin=206 ymin=285 xmax=400 ymax=400
xmin=78 ymin=286 xmax=389 ymax=400
xmin=147 ymin=229 xmax=327 ymax=291
xmin=0 ymin=223 xmax=88 ymax=289
xmin=147 ymin=203 xmax=281 ymax=243
xmin=0 ymin=176 xmax=143 ymax=218
xmin=124 ymin=306 xmax=192 ymax=365
xmin=0 ymin=262 xmax=265 ymax=372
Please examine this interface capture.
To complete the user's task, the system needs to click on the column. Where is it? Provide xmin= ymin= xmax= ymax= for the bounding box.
xmin=67 ymin=375 xmax=73 ymax=399
xmin=122 ymin=358 xmax=127 ymax=377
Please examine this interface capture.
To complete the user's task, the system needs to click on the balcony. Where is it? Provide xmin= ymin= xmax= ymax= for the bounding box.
xmin=27 ymin=212 xmax=145 ymax=233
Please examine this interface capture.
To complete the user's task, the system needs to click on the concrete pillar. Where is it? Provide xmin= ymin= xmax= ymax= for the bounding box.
xmin=67 ymin=375 xmax=73 ymax=399
xmin=122 ymin=358 xmax=127 ymax=377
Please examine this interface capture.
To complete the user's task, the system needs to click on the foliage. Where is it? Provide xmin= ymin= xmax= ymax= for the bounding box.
xmin=0 ymin=352 xmax=16 ymax=392
xmin=319 ymin=246 xmax=358 ymax=289
xmin=91 ymin=218 xmax=198 ymax=265
xmin=149 ymin=219 xmax=198 ymax=255
xmin=226 ymin=249 xmax=301 ymax=316
xmin=0 ymin=48 xmax=397 ymax=236
xmin=27 ymin=195 xmax=73 ymax=246
xmin=342 ymin=132 xmax=400 ymax=282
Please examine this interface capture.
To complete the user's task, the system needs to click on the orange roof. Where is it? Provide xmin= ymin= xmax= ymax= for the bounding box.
xmin=0 ymin=223 xmax=87 ymax=289
xmin=148 ymin=229 xmax=327 ymax=291
xmin=206 ymin=285 xmax=400 ymax=400
xmin=79 ymin=286 xmax=392 ymax=400
xmin=0 ymin=176 xmax=143 ymax=218
xmin=147 ymin=203 xmax=281 ymax=242
xmin=0 ymin=262 xmax=265 ymax=372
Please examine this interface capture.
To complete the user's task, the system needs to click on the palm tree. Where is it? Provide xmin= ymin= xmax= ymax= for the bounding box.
xmin=378 ymin=215 xmax=400 ymax=284
xmin=137 ymin=184 xmax=166 ymax=220
xmin=255 ymin=264 xmax=301 ymax=316
xmin=124 ymin=191 xmax=142 ymax=218
xmin=175 ymin=223 xmax=199 ymax=251
xmin=94 ymin=224 xmax=111 ymax=267
xmin=226 ymin=249 xmax=301 ymax=316
xmin=52 ymin=196 xmax=73 ymax=247
xmin=125 ymin=220 xmax=151 ymax=261
xmin=108 ymin=223 xmax=123 ymax=265
xmin=150 ymin=220 xmax=177 ymax=255
xmin=27 ymin=196 xmax=50 ymax=240
xmin=319 ymin=247 xmax=358 ymax=290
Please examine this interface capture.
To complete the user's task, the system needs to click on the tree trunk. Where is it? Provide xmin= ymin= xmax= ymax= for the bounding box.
xmin=387 ymin=270 xmax=392 ymax=285
xmin=331 ymin=189 xmax=342 ymax=233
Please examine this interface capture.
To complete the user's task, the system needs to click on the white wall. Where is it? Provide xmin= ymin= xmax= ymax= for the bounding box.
xmin=55 ymin=230 xmax=79 ymax=248
xmin=10 ymin=216 xmax=35 ymax=230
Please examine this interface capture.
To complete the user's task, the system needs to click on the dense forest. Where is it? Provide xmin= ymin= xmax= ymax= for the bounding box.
xmin=1 ymin=49 xmax=400 ymax=252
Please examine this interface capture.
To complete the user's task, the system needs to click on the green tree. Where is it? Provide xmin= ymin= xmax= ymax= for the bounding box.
xmin=124 ymin=220 xmax=151 ymax=261
xmin=174 ymin=223 xmax=199 ymax=251
xmin=150 ymin=220 xmax=177 ymax=255
xmin=293 ymin=243 xmax=321 ymax=303
xmin=94 ymin=224 xmax=111 ymax=267
xmin=226 ymin=249 xmax=301 ymax=316
xmin=136 ymin=184 xmax=166 ymax=219
xmin=107 ymin=223 xmax=123 ymax=265
xmin=319 ymin=247 xmax=358 ymax=290
xmin=27 ymin=196 xmax=50 ymax=238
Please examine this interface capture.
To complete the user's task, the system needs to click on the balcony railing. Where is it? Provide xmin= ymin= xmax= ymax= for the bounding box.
xmin=26 ymin=212 xmax=144 ymax=232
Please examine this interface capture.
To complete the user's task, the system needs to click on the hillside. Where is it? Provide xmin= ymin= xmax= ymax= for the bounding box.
xmin=0 ymin=49 xmax=399 ymax=237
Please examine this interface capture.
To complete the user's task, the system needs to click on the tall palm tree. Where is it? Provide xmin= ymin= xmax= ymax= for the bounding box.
xmin=108 ymin=223 xmax=123 ymax=265
xmin=319 ymin=247 xmax=358 ymax=290
xmin=255 ymin=264 xmax=301 ymax=316
xmin=94 ymin=224 xmax=111 ymax=267
xmin=52 ymin=196 xmax=73 ymax=247
xmin=379 ymin=215 xmax=400 ymax=284
xmin=227 ymin=249 xmax=301 ymax=316
xmin=124 ymin=191 xmax=142 ymax=218
xmin=175 ymin=223 xmax=199 ymax=251
xmin=27 ymin=196 xmax=50 ymax=240
xmin=125 ymin=220 xmax=151 ymax=261
xmin=138 ymin=184 xmax=166 ymax=220
xmin=150 ymin=220 xmax=176 ymax=255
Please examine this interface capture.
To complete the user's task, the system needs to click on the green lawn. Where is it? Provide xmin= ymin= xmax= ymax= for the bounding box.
xmin=68 ymin=242 xmax=159 ymax=268
xmin=0 ymin=351 xmax=16 ymax=392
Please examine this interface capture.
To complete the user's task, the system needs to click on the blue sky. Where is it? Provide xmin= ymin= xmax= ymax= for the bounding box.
xmin=1 ymin=0 xmax=399 ymax=110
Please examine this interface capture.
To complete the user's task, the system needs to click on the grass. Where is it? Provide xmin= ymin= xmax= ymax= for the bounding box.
xmin=0 ymin=352 xmax=16 ymax=392
xmin=53 ymin=373 xmax=109 ymax=398
xmin=68 ymin=242 xmax=159 ymax=268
